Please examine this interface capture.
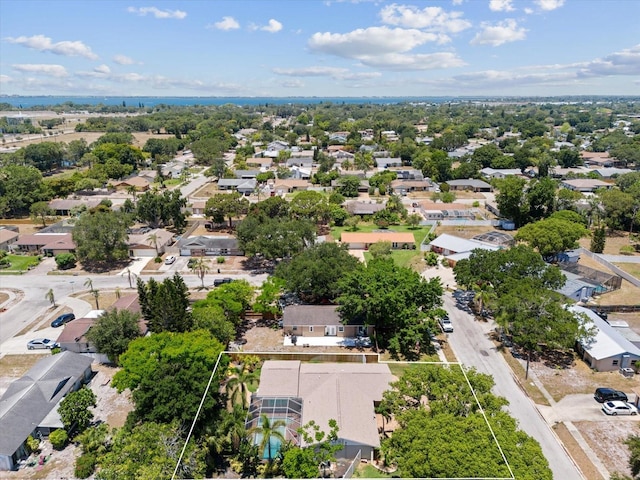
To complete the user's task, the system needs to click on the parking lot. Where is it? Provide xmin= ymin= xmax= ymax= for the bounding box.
xmin=538 ymin=393 xmax=640 ymax=423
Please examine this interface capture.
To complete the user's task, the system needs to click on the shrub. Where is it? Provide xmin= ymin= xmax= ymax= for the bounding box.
xmin=49 ymin=429 xmax=68 ymax=450
xmin=472 ymin=201 xmax=480 ymax=207
xmin=424 ymin=251 xmax=439 ymax=266
xmin=75 ymin=453 xmax=97 ymax=479
xmin=55 ymin=253 xmax=76 ymax=270
xmin=620 ymin=245 xmax=635 ymax=255
xmin=217 ymin=256 xmax=225 ymax=264
xmin=154 ymin=256 xmax=162 ymax=263
xmin=26 ymin=435 xmax=40 ymax=454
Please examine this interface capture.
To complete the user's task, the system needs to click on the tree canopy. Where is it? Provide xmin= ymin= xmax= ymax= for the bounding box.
xmin=85 ymin=309 xmax=142 ymax=364
xmin=72 ymin=210 xmax=132 ymax=267
xmin=515 ymin=217 xmax=588 ymax=259
xmin=137 ymin=274 xmax=192 ymax=333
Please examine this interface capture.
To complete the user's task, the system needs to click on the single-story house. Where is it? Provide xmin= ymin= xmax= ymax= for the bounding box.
xmin=330 ymin=150 xmax=355 ymax=161
xmin=246 ymin=157 xmax=273 ymax=169
xmin=272 ymin=179 xmax=311 ymax=194
xmin=111 ymin=176 xmax=150 ymax=192
xmin=189 ymin=199 xmax=207 ymax=216
xmin=344 ymin=201 xmax=385 ymax=216
xmin=390 ymin=179 xmax=432 ymax=193
xmin=340 ymin=232 xmax=415 ymax=250
xmin=234 ymin=170 xmax=261 ymax=179
xmin=127 ymin=228 xmax=174 ymax=257
xmin=561 ymin=179 xmax=611 ymax=193
xmin=48 ymin=198 xmax=101 ymax=216
xmin=217 ymin=178 xmax=257 ymax=195
xmin=446 ymin=179 xmax=493 ymax=192
xmin=593 ymin=167 xmax=634 ymax=178
xmin=480 ymin=168 xmax=523 ymax=179
xmin=286 ymin=157 xmax=314 ymax=168
xmin=178 ymin=235 xmax=242 ymax=256
xmin=557 ymin=271 xmax=599 ymax=302
xmin=0 ymin=228 xmax=19 ymax=250
xmin=249 ymin=360 xmax=393 ymax=460
xmin=388 ymin=168 xmax=424 ymax=181
xmin=0 ymin=352 xmax=93 ymax=471
xmin=427 ymin=233 xmax=499 ymax=265
xmin=580 ymin=151 xmax=616 ymax=167
xmin=375 ymin=157 xmax=402 ymax=169
xmin=281 ymin=305 xmax=373 ymax=339
xmin=290 ymin=166 xmax=312 ymax=180
xmin=572 ymin=305 xmax=640 ymax=372
xmin=418 ymin=202 xmax=475 ymax=221
xmin=267 ymin=140 xmax=289 ymax=152
xmin=14 ymin=233 xmax=75 ymax=255
xmin=549 ymin=166 xmax=592 ymax=178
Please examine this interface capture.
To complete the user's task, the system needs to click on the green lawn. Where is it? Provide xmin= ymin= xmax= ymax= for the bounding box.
xmin=1 ymin=255 xmax=40 ymax=272
xmin=353 ymin=464 xmax=391 ymax=478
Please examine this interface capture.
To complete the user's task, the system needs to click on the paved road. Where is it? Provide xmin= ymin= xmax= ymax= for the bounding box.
xmin=444 ymin=291 xmax=584 ymax=480
xmin=0 ymin=269 xmax=268 ymax=346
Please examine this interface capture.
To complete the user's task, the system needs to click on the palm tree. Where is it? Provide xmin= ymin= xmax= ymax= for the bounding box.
xmin=45 ymin=288 xmax=56 ymax=307
xmin=473 ymin=282 xmax=495 ymax=317
xmin=126 ymin=185 xmax=137 ymax=202
xmin=190 ymin=257 xmax=210 ymax=289
xmin=250 ymin=414 xmax=286 ymax=462
xmin=147 ymin=233 xmax=159 ymax=257
xmin=91 ymin=288 xmax=100 ymax=310
xmin=225 ymin=364 xmax=258 ymax=409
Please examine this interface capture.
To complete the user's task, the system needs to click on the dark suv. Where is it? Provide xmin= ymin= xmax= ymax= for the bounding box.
xmin=213 ymin=278 xmax=233 ymax=287
xmin=594 ymin=387 xmax=628 ymax=403
xmin=51 ymin=313 xmax=75 ymax=328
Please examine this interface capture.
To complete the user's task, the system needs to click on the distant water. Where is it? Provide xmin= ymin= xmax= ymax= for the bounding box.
xmin=0 ymin=95 xmax=460 ymax=108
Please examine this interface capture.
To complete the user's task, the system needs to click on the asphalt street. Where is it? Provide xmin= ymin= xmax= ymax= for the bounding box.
xmin=443 ymin=291 xmax=585 ymax=480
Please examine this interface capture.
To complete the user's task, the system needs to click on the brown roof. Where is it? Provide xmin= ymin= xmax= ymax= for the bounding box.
xmin=562 ymin=179 xmax=611 ymax=188
xmin=114 ymin=177 xmax=150 ymax=187
xmin=16 ymin=233 xmax=73 ymax=247
xmin=273 ymin=179 xmax=311 ymax=189
xmin=48 ymin=198 xmax=100 ymax=211
xmin=418 ymin=201 xmax=472 ymax=211
xmin=257 ymin=361 xmax=393 ymax=449
xmin=56 ymin=318 xmax=94 ymax=344
xmin=580 ymin=151 xmax=611 ymax=159
xmin=341 ymin=232 xmax=415 ymax=244
xmin=0 ymin=229 xmax=19 ymax=243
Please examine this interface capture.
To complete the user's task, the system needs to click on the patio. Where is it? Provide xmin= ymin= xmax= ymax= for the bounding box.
xmin=283 ymin=335 xmax=371 ymax=348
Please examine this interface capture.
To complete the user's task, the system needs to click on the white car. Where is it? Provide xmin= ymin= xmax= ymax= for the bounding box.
xmin=602 ymin=400 xmax=638 ymax=416
xmin=164 ymin=255 xmax=176 ymax=265
xmin=438 ymin=316 xmax=453 ymax=333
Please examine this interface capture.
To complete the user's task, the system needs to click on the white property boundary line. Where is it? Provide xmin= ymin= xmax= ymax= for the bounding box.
xmin=172 ymin=353 xmax=516 ymax=480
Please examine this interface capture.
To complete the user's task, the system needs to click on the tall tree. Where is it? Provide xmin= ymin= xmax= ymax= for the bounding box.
xmin=190 ymin=257 xmax=211 ymax=289
xmin=72 ymin=210 xmax=132 ymax=267
xmin=205 ymin=192 xmax=250 ymax=229
xmin=515 ymin=217 xmax=588 ymax=260
xmin=58 ymin=387 xmax=96 ymax=435
xmin=85 ymin=309 xmax=142 ymax=364
xmin=137 ymin=274 xmax=192 ymax=333
xmin=30 ymin=201 xmax=55 ymax=227
xmin=495 ymin=176 xmax=529 ymax=227
xmin=250 ymin=414 xmax=286 ymax=462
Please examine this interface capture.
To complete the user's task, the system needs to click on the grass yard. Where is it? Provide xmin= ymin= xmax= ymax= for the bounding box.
xmin=330 ymin=223 xmax=431 ymax=244
xmin=0 ymin=354 xmax=48 ymax=377
xmin=353 ymin=464 xmax=391 ymax=478
xmin=615 ymin=263 xmax=640 ymax=279
xmin=0 ymin=254 xmax=41 ymax=273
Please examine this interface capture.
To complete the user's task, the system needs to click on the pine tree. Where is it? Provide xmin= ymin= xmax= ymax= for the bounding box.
xmin=591 ymin=226 xmax=606 ymax=253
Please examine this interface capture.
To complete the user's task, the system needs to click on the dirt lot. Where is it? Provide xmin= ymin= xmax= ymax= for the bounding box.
xmin=576 ymin=420 xmax=635 ymax=478
xmin=579 ymin=231 xmax=640 ymax=257
xmin=3 ymin=130 xmax=170 ymax=149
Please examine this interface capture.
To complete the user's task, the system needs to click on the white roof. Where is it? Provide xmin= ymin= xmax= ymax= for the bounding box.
xmin=572 ymin=306 xmax=640 ymax=360
xmin=429 ymin=233 xmax=499 ymax=255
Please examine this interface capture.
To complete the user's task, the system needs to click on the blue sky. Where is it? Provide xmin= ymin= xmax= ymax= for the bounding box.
xmin=1 ymin=0 xmax=639 ymax=97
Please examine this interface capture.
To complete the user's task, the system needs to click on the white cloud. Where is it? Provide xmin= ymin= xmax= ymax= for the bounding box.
xmin=273 ymin=66 xmax=382 ymax=79
xmin=281 ymin=79 xmax=305 ymax=88
xmin=524 ymin=7 xmax=534 ymax=14
xmin=357 ymin=52 xmax=466 ymax=70
xmin=452 ymin=0 xmax=464 ymax=5
xmin=127 ymin=6 xmax=187 ymax=19
xmin=0 ymin=74 xmax=11 ymax=83
xmin=94 ymin=64 xmax=111 ymax=74
xmin=578 ymin=44 xmax=640 ymax=77
xmin=309 ymin=26 xmax=441 ymax=58
xmin=113 ymin=54 xmax=135 ymax=65
xmin=489 ymin=0 xmax=515 ymax=12
xmin=535 ymin=0 xmax=565 ymax=11
xmin=470 ymin=19 xmax=527 ymax=46
xmin=261 ymin=19 xmax=283 ymax=33
xmin=12 ymin=64 xmax=68 ymax=77
xmin=210 ymin=16 xmax=240 ymax=30
xmin=5 ymin=34 xmax=98 ymax=59
xmin=379 ymin=4 xmax=471 ymax=33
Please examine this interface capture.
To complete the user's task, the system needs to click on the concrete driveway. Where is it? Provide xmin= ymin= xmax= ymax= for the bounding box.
xmin=2 ymin=326 xmax=62 ymax=355
xmin=538 ymin=394 xmax=640 ymax=423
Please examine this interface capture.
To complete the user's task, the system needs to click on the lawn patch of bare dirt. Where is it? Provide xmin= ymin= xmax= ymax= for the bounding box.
xmin=434 ymin=225 xmax=496 ymax=239
xmin=552 ymin=422 xmax=605 ymax=480
xmin=575 ymin=420 xmax=635 ymax=478
xmin=579 ymin=231 xmax=640 ymax=257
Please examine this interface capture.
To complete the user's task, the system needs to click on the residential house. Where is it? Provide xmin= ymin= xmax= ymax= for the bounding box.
xmin=290 ymin=166 xmax=312 ymax=180
xmin=189 ymin=199 xmax=207 ymax=216
xmin=330 ymin=150 xmax=355 ymax=161
xmin=561 ymin=179 xmax=611 ymax=193
xmin=48 ymin=198 xmax=101 ymax=216
xmin=344 ymin=201 xmax=385 ymax=216
xmin=390 ymin=179 xmax=432 ymax=194
xmin=0 ymin=352 xmax=93 ymax=471
xmin=234 ymin=170 xmax=261 ymax=179
xmin=374 ymin=157 xmax=402 ymax=169
xmin=127 ymin=228 xmax=174 ymax=257
xmin=329 ymin=132 xmax=349 ymax=143
xmin=557 ymin=271 xmax=599 ymax=303
xmin=418 ymin=202 xmax=476 ymax=221
xmin=178 ymin=235 xmax=242 ymax=256
xmin=0 ymin=227 xmax=19 ymax=251
xmin=111 ymin=176 xmax=150 ymax=192
xmin=286 ymin=156 xmax=314 ymax=169
xmin=267 ymin=140 xmax=289 ymax=152
xmin=573 ymin=305 xmax=640 ymax=372
xmin=480 ymin=168 xmax=524 ymax=180
xmin=249 ymin=360 xmax=393 ymax=460
xmin=217 ymin=178 xmax=257 ymax=195
xmin=581 ymin=151 xmax=616 ymax=167
xmin=246 ymin=157 xmax=273 ymax=169
xmin=281 ymin=305 xmax=373 ymax=339
xmin=549 ymin=166 xmax=593 ymax=178
xmin=381 ymin=130 xmax=399 ymax=142
xmin=272 ymin=179 xmax=311 ymax=194
xmin=427 ymin=233 xmax=499 ymax=266
xmin=14 ymin=233 xmax=75 ymax=255
xmin=340 ymin=231 xmax=415 ymax=250
xmin=388 ymin=168 xmax=424 ymax=181
xmin=593 ymin=167 xmax=634 ymax=179
xmin=446 ymin=179 xmax=493 ymax=192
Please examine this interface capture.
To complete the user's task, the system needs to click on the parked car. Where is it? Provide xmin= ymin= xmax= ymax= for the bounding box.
xmin=165 ymin=255 xmax=177 ymax=265
xmin=438 ymin=316 xmax=453 ymax=333
xmin=594 ymin=387 xmax=628 ymax=403
xmin=51 ymin=312 xmax=75 ymax=328
xmin=214 ymin=277 xmax=233 ymax=286
xmin=27 ymin=338 xmax=59 ymax=350
xmin=602 ymin=400 xmax=638 ymax=416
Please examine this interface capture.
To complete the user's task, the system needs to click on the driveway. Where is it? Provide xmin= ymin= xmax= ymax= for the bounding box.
xmin=538 ymin=394 xmax=640 ymax=423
